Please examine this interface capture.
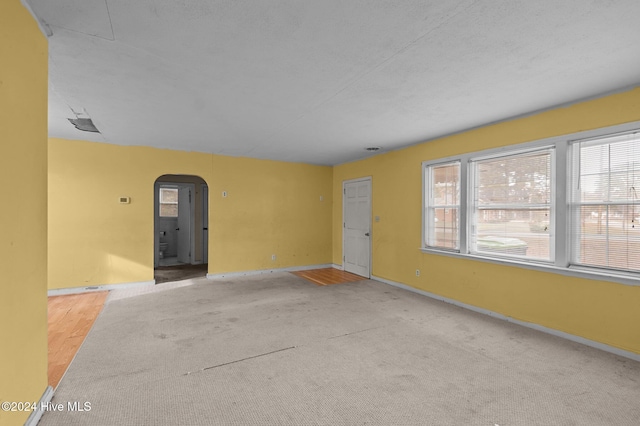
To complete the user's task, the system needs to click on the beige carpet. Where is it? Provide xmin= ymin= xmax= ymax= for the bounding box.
xmin=41 ymin=273 xmax=640 ymax=425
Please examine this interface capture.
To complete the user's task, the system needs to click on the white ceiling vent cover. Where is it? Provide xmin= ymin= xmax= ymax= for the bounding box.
xmin=68 ymin=117 xmax=100 ymax=133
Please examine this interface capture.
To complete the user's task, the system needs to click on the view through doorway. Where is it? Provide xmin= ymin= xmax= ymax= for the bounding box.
xmin=154 ymin=175 xmax=209 ymax=283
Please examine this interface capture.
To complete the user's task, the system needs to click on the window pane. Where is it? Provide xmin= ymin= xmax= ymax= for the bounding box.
xmin=573 ymin=133 xmax=640 ymax=272
xmin=610 ymin=170 xmax=639 ymax=201
xmin=433 ymin=207 xmax=459 ymax=249
xmin=472 ymin=150 xmax=553 ymax=261
xmin=159 ymin=203 xmax=178 ymax=217
xmin=433 ymin=163 xmax=460 ymax=205
xmin=426 ymin=162 xmax=460 ymax=249
xmin=476 ymin=152 xmax=551 ymax=206
xmin=474 ymin=208 xmax=551 ymax=260
xmin=160 ymin=188 xmax=178 ymax=203
xmin=575 ymin=205 xmax=639 ymax=272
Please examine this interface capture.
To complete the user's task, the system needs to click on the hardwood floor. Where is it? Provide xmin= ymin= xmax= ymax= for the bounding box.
xmin=48 ymin=291 xmax=109 ymax=389
xmin=291 ymin=268 xmax=365 ymax=286
xmin=154 ymin=263 xmax=208 ymax=284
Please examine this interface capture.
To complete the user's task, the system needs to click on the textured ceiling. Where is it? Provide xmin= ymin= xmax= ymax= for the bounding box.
xmin=27 ymin=0 xmax=640 ymax=165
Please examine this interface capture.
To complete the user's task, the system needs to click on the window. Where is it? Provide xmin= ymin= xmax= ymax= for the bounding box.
xmin=421 ymin=122 xmax=640 ymax=283
xmin=471 ymin=149 xmax=553 ymax=261
xmin=425 ymin=161 xmax=460 ymax=249
xmin=571 ymin=132 xmax=640 ymax=272
xmin=159 ymin=187 xmax=178 ymax=217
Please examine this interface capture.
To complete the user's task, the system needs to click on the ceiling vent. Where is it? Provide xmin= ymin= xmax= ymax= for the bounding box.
xmin=68 ymin=117 xmax=100 ymax=133
xmin=365 ymin=146 xmax=381 ymax=151
xmin=67 ymin=106 xmax=100 ymax=133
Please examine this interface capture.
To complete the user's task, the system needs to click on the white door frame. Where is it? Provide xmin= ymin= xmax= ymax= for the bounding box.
xmin=201 ymin=183 xmax=209 ymax=265
xmin=342 ymin=177 xmax=372 ymax=278
xmin=153 ymin=181 xmax=165 ymax=268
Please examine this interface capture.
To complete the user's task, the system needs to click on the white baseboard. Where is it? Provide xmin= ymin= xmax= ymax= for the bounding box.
xmin=207 ymin=264 xmax=334 ymax=280
xmin=331 ymin=263 xmax=343 ymax=270
xmin=48 ymin=280 xmax=155 ymax=296
xmin=24 ymin=385 xmax=54 ymax=426
xmin=373 ymin=275 xmax=640 ymax=363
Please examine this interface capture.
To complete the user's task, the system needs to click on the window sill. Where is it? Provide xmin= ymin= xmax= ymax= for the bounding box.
xmin=419 ymin=247 xmax=640 ymax=287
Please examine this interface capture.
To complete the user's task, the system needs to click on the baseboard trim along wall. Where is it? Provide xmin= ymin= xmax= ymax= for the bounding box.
xmin=24 ymin=385 xmax=54 ymax=426
xmin=47 ymin=280 xmax=156 ymax=297
xmin=207 ymin=264 xmax=334 ymax=280
xmin=372 ymin=275 xmax=640 ymax=363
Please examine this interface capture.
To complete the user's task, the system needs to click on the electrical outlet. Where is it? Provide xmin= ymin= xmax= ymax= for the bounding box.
xmin=271 ymin=254 xmax=276 ymax=261
xmin=222 ymin=191 xmax=228 ymax=198
xmin=416 ymin=269 xmax=420 ymax=277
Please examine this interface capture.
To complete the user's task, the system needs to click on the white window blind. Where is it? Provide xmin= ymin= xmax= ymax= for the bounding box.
xmin=425 ymin=161 xmax=460 ymax=249
xmin=571 ymin=132 xmax=640 ymax=272
xmin=471 ymin=149 xmax=553 ymax=261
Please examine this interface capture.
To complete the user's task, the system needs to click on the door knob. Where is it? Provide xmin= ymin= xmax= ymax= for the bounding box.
xmin=365 ymin=232 xmax=370 ymax=236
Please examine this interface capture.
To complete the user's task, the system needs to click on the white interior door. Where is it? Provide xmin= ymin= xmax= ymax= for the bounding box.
xmin=343 ymin=179 xmax=371 ymax=278
xmin=177 ymin=186 xmax=191 ymax=264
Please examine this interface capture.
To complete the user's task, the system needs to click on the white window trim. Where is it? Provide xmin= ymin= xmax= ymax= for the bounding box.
xmin=568 ymin=130 xmax=640 ymax=273
xmin=421 ymin=120 xmax=640 ymax=287
xmin=468 ymin=147 xmax=555 ymax=263
xmin=423 ymin=160 xmax=461 ymax=250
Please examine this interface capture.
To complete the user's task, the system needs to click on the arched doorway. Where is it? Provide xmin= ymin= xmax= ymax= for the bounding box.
xmin=154 ymin=174 xmax=209 ymax=283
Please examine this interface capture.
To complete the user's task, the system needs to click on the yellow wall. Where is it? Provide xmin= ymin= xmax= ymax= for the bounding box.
xmin=48 ymin=139 xmax=333 ymax=289
xmin=0 ymin=1 xmax=49 ymax=425
xmin=333 ymin=87 xmax=640 ymax=355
